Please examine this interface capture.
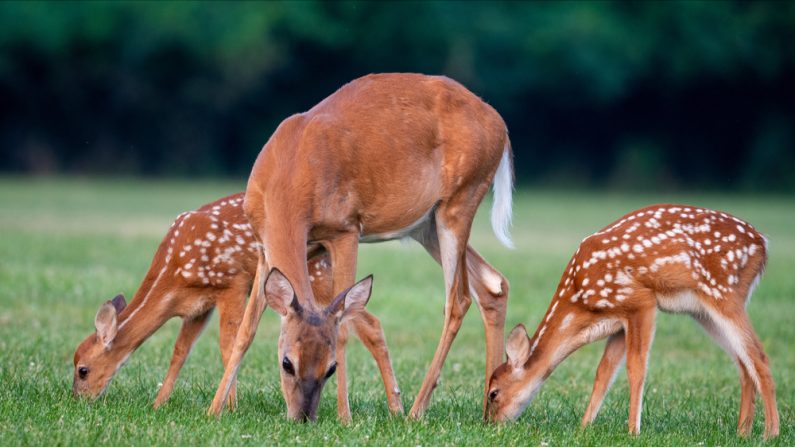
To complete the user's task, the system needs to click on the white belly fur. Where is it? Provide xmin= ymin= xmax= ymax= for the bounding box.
xmin=359 ymin=208 xmax=433 ymax=243
xmin=656 ymin=289 xmax=704 ymax=314
xmin=580 ymin=318 xmax=623 ymax=344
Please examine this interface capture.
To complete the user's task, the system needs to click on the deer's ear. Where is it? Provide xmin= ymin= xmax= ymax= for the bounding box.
xmin=94 ymin=301 xmax=119 ymax=350
xmin=506 ymin=324 xmax=530 ymax=368
xmin=111 ymin=294 xmax=127 ymax=313
xmin=325 ymin=275 xmax=373 ymax=320
xmin=332 ymin=275 xmax=373 ymax=322
xmin=265 ymin=268 xmax=301 ymax=317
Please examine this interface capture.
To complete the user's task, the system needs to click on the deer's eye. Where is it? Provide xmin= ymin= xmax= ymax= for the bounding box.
xmin=324 ymin=363 xmax=337 ymax=379
xmin=489 ymin=389 xmax=499 ymax=402
xmin=78 ymin=367 xmax=89 ymax=380
xmin=282 ymin=357 xmax=295 ymax=375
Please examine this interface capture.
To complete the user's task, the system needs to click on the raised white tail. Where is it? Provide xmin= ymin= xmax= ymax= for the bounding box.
xmin=491 ymin=142 xmax=514 ymax=249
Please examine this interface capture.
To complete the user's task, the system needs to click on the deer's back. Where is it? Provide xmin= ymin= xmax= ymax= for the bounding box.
xmin=565 ymin=205 xmax=767 ymax=311
xmin=247 ymin=73 xmax=508 ymax=235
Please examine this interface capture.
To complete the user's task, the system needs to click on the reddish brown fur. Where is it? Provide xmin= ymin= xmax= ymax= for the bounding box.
xmin=210 ymin=73 xmax=513 ymax=420
xmin=486 ymin=204 xmax=779 ymax=439
xmin=73 ymin=193 xmax=401 ymax=415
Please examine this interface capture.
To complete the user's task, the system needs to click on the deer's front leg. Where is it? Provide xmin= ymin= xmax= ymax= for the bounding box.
xmin=208 ymin=258 xmax=268 ymax=416
xmin=216 ymin=287 xmax=247 ymax=411
xmin=154 ymin=310 xmax=213 ymax=409
xmin=326 ymin=233 xmax=360 ymax=423
xmin=581 ymin=330 xmax=626 ymax=427
xmin=624 ymin=304 xmax=656 ymax=435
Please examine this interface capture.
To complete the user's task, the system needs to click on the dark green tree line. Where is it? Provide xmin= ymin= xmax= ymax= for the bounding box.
xmin=1 ymin=1 xmax=794 ymax=190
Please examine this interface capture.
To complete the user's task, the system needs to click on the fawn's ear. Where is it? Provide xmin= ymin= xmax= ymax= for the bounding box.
xmin=94 ymin=301 xmax=119 ymax=349
xmin=265 ymin=268 xmax=302 ymax=317
xmin=111 ymin=294 xmax=127 ymax=313
xmin=506 ymin=324 xmax=530 ymax=368
xmin=325 ymin=275 xmax=373 ymax=321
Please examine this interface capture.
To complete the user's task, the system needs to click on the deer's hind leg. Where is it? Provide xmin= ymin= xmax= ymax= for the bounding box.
xmin=694 ymin=312 xmax=757 ymax=436
xmin=408 ymin=190 xmax=492 ymax=418
xmin=699 ymin=302 xmax=779 ymax=439
xmin=743 ymin=324 xmax=779 ymax=439
xmin=465 ymin=246 xmax=509 ymax=417
xmin=350 ymin=311 xmax=404 ymax=414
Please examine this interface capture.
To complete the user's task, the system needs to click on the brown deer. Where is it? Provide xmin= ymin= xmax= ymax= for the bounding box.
xmin=73 ymin=193 xmax=403 ymax=416
xmin=209 ymin=73 xmax=513 ymax=421
xmin=485 ymin=204 xmax=779 ymax=439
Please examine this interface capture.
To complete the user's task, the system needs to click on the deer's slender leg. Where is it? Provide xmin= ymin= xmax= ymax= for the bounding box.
xmin=624 ymin=303 xmax=656 ymax=435
xmin=694 ymin=312 xmax=756 ymax=436
xmin=208 ymin=256 xmax=268 ymax=416
xmin=408 ymin=205 xmax=474 ymax=419
xmin=731 ymin=310 xmax=778 ymax=438
xmin=325 ymin=232 xmax=360 ymax=423
xmin=153 ymin=309 xmax=213 ymax=409
xmin=465 ymin=247 xmax=509 ymax=415
xmin=736 ymin=361 xmax=758 ymax=436
xmin=714 ymin=308 xmax=778 ymax=438
xmin=216 ymin=286 xmax=247 ymax=411
xmin=744 ymin=328 xmax=779 ymax=439
xmin=697 ymin=304 xmax=778 ymax=438
xmin=581 ymin=330 xmax=626 ymax=427
xmin=413 ymin=220 xmax=507 ymax=418
xmin=350 ymin=310 xmax=404 ymax=414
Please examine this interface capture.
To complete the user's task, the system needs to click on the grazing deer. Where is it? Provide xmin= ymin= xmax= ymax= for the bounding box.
xmin=209 ymin=73 xmax=513 ymax=421
xmin=73 ymin=193 xmax=403 ymax=417
xmin=485 ymin=205 xmax=779 ymax=438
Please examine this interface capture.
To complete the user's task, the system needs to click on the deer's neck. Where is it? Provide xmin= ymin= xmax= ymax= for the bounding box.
xmin=114 ymin=257 xmax=174 ymax=353
xmin=261 ymin=206 xmax=313 ymax=301
xmin=524 ymin=286 xmax=590 ymax=379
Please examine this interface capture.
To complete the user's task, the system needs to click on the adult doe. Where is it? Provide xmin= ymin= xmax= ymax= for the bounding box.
xmin=210 ymin=73 xmax=513 ymax=421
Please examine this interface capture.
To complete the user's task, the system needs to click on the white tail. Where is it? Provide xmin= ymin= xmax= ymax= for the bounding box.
xmin=491 ymin=142 xmax=514 ymax=249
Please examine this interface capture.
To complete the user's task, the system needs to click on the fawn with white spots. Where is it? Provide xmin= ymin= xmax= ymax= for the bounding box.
xmin=73 ymin=193 xmax=403 ymax=416
xmin=209 ymin=73 xmax=513 ymax=421
xmin=485 ymin=204 xmax=779 ymax=439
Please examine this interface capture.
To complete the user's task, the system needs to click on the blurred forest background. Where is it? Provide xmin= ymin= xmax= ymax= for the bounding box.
xmin=1 ymin=1 xmax=794 ymax=191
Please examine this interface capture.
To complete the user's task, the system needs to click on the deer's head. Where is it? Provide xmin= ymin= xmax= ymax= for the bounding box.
xmin=485 ymin=324 xmax=543 ymax=422
xmin=72 ymin=294 xmax=128 ymax=399
xmin=264 ymin=268 xmax=372 ymax=422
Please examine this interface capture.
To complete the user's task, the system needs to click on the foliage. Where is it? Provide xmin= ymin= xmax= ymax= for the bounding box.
xmin=0 ymin=2 xmax=794 ymax=189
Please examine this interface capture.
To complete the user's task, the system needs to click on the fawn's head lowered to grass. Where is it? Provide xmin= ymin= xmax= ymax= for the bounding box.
xmin=72 ymin=294 xmax=128 ymax=399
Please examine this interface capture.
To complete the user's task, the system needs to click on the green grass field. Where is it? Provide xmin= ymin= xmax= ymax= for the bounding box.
xmin=0 ymin=177 xmax=792 ymax=446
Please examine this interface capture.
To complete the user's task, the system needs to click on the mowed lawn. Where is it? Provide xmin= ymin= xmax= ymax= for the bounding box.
xmin=0 ymin=177 xmax=792 ymax=446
